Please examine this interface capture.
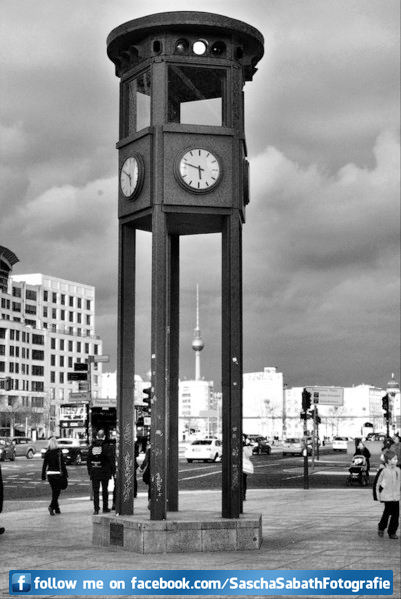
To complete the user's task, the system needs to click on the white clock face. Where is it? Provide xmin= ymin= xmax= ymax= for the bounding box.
xmin=120 ymin=156 xmax=140 ymax=198
xmin=178 ymin=148 xmax=221 ymax=192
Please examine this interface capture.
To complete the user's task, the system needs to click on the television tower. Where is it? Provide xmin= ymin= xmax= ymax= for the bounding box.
xmin=192 ymin=285 xmax=204 ymax=381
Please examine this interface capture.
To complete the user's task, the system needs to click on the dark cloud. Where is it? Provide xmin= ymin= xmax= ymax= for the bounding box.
xmin=0 ymin=0 xmax=399 ymax=390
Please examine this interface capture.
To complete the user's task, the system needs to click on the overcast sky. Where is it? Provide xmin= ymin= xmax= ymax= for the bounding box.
xmin=1 ymin=0 xmax=399 ymax=391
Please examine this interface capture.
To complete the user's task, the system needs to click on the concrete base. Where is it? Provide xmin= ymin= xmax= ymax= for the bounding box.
xmin=92 ymin=511 xmax=262 ymax=554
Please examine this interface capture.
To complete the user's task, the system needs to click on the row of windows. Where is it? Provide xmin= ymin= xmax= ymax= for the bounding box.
xmin=50 ymin=338 xmax=98 ymax=354
xmin=4 ymin=379 xmax=44 ymax=392
xmin=5 ymin=301 xmax=92 ymax=324
xmin=42 ymin=308 xmax=91 ymax=325
xmin=1 ymin=362 xmax=44 ymax=376
xmin=11 ymin=287 xmax=92 ymax=310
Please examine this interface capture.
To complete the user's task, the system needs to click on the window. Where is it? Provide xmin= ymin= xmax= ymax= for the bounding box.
xmin=43 ymin=307 xmax=48 ymax=317
xmin=77 ymin=313 xmax=82 ymax=324
xmin=32 ymin=350 xmax=44 ymax=360
xmin=52 ymin=292 xmax=57 ymax=303
xmin=77 ymin=298 xmax=82 ymax=309
xmin=168 ymin=66 xmax=226 ymax=126
xmin=86 ymin=300 xmax=91 ymax=311
xmin=26 ymin=289 xmax=37 ymax=301
xmin=51 ymin=355 xmax=56 ymax=366
xmin=59 ymin=372 xmax=64 ymax=384
xmin=69 ymin=296 xmax=74 ymax=307
xmin=32 ymin=334 xmax=44 ymax=345
xmin=12 ymin=287 xmax=22 ymax=298
xmin=69 ymin=312 xmax=74 ymax=322
xmin=60 ymin=294 xmax=65 ymax=305
xmin=85 ymin=343 xmax=90 ymax=354
xmin=51 ymin=338 xmax=56 ymax=350
xmin=25 ymin=304 xmax=37 ymax=315
xmin=86 ymin=315 xmax=91 ymax=326
xmin=60 ymin=339 xmax=64 ymax=351
xmin=122 ymin=70 xmax=151 ymax=137
xmin=43 ymin=290 xmax=48 ymax=302
xmin=0 ymin=328 xmax=6 ymax=339
xmin=32 ymin=365 xmax=44 ymax=376
xmin=50 ymin=371 xmax=55 ymax=383
xmin=52 ymin=308 xmax=57 ymax=319
xmin=68 ymin=340 xmax=73 ymax=352
xmin=32 ymin=397 xmax=44 ymax=408
xmin=60 ymin=310 xmax=65 ymax=320
xmin=12 ymin=302 xmax=21 ymax=312
xmin=32 ymin=381 xmax=44 ymax=392
xmin=77 ymin=342 xmax=81 ymax=353
xmin=59 ymin=356 xmax=64 ymax=367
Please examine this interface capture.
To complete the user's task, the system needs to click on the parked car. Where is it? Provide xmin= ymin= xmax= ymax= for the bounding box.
xmin=365 ymin=433 xmax=386 ymax=442
xmin=41 ymin=438 xmax=89 ymax=465
xmin=0 ymin=437 xmax=16 ymax=461
xmin=11 ymin=436 xmax=36 ymax=459
xmin=282 ymin=437 xmax=312 ymax=456
xmin=332 ymin=436 xmax=352 ymax=451
xmin=252 ymin=438 xmax=272 ymax=455
xmin=185 ymin=438 xmax=222 ymax=463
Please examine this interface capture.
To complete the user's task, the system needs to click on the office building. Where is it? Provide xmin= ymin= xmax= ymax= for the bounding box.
xmin=0 ymin=246 xmax=103 ymax=437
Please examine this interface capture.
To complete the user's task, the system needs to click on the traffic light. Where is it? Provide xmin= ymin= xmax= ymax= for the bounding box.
xmin=142 ymin=387 xmax=152 ymax=413
xmin=381 ymin=394 xmax=389 ymax=411
xmin=384 ymin=411 xmax=391 ymax=421
xmin=302 ymin=388 xmax=311 ymax=412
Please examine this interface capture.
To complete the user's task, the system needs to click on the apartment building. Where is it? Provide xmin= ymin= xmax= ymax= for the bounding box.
xmin=0 ymin=247 xmax=103 ymax=437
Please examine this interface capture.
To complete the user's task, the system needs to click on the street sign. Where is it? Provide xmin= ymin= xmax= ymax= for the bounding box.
xmin=74 ymin=363 xmax=88 ymax=372
xmin=94 ymin=355 xmax=110 ymax=363
xmin=306 ymin=386 xmax=344 ymax=406
xmin=69 ymin=392 xmax=90 ymax=401
xmin=67 ymin=372 xmax=88 ymax=381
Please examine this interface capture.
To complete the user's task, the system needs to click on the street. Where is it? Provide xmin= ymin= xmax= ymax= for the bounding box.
xmin=1 ymin=445 xmax=377 ymax=505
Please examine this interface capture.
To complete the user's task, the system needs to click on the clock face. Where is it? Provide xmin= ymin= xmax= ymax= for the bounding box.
xmin=120 ymin=155 xmax=143 ymax=199
xmin=177 ymin=148 xmax=221 ymax=192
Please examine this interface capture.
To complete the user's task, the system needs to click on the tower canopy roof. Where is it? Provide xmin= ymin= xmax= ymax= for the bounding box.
xmin=107 ymin=11 xmax=264 ymax=81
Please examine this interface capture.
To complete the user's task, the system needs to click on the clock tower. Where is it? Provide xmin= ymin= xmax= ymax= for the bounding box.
xmin=107 ymin=11 xmax=264 ymax=520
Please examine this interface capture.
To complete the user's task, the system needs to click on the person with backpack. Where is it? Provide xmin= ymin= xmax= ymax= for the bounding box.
xmin=374 ymin=449 xmax=400 ymax=539
xmin=87 ymin=429 xmax=114 ymax=515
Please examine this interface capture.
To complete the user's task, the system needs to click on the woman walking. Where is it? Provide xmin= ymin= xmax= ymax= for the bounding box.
xmin=42 ymin=437 xmax=68 ymax=515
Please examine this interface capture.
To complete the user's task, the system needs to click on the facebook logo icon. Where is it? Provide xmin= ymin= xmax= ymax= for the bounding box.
xmin=11 ymin=573 xmax=31 ymax=592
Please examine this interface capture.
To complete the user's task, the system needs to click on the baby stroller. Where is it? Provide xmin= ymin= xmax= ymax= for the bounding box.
xmin=346 ymin=455 xmax=370 ymax=486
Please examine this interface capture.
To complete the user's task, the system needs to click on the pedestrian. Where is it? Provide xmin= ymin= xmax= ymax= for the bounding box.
xmin=41 ymin=437 xmax=68 ymax=516
xmin=354 ymin=441 xmax=371 ymax=474
xmin=242 ymin=435 xmax=253 ymax=501
xmin=87 ymin=429 xmax=114 ymax=515
xmin=0 ymin=463 xmax=5 ymax=535
xmin=389 ymin=434 xmax=401 ymax=467
xmin=140 ymin=444 xmax=151 ymax=509
xmin=375 ymin=449 xmax=400 ymax=539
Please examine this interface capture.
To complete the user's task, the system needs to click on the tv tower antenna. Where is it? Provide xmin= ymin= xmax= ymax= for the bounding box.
xmin=192 ymin=285 xmax=204 ymax=381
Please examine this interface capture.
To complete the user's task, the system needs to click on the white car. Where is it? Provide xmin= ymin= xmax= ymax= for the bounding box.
xmin=185 ymin=439 xmax=222 ymax=463
xmin=282 ymin=438 xmax=312 ymax=456
xmin=332 ymin=436 xmax=352 ymax=451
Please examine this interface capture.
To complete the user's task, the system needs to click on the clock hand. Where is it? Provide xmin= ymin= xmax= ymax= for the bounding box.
xmin=123 ymin=170 xmax=132 ymax=182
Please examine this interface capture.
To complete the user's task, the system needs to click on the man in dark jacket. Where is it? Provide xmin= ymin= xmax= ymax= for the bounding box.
xmin=87 ymin=429 xmax=114 ymax=515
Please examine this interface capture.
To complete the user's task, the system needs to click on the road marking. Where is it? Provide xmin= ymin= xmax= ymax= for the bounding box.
xmin=180 ymin=471 xmax=219 ymax=481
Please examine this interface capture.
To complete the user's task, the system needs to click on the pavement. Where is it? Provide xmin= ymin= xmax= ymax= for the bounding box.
xmin=1 ymin=483 xmax=400 ymax=599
